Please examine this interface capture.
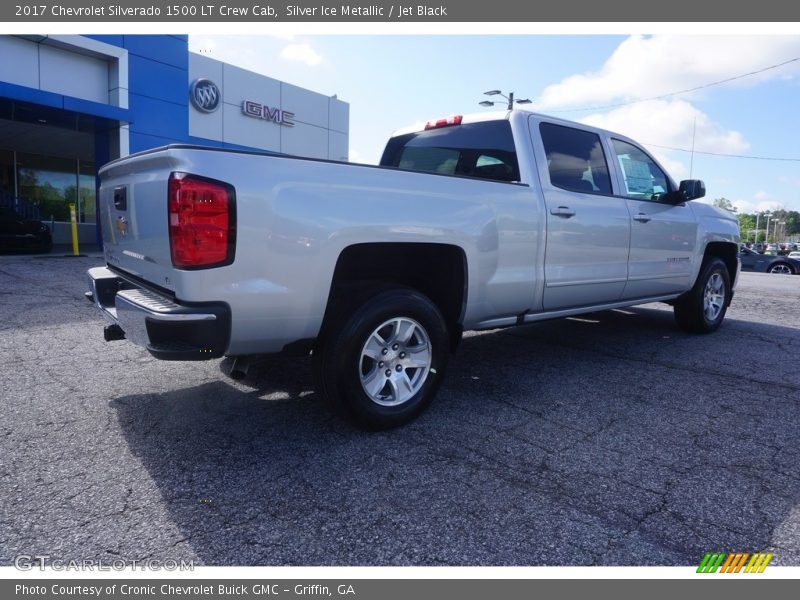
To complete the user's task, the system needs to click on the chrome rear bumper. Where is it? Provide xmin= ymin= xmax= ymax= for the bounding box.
xmin=86 ymin=266 xmax=230 ymax=360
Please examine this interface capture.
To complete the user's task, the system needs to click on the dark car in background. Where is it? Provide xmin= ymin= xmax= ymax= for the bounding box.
xmin=0 ymin=206 xmax=52 ymax=254
xmin=739 ymin=246 xmax=800 ymax=275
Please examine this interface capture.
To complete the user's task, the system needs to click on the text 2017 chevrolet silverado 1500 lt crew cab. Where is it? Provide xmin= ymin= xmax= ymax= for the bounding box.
xmin=87 ymin=110 xmax=740 ymax=428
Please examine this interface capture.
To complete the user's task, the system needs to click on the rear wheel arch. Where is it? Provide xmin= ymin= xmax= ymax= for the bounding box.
xmin=319 ymin=242 xmax=468 ymax=351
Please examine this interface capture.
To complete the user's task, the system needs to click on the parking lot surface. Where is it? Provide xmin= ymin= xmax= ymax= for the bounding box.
xmin=1 ymin=255 xmax=798 ymax=566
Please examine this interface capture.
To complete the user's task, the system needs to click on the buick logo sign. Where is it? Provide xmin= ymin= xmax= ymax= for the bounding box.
xmin=190 ymin=78 xmax=220 ymax=113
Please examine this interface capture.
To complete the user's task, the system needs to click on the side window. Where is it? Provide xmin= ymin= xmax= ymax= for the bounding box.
xmin=539 ymin=122 xmax=612 ymax=195
xmin=612 ymin=139 xmax=672 ymax=200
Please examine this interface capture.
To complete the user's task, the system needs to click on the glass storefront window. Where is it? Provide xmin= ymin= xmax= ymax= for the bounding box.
xmin=0 ymin=149 xmax=14 ymax=197
xmin=15 ymin=154 xmax=97 ymax=222
xmin=16 ymin=153 xmax=77 ymax=221
xmin=79 ymin=161 xmax=96 ymax=223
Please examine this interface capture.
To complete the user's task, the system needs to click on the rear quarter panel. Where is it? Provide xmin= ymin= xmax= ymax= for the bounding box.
xmin=114 ymin=148 xmax=543 ymax=355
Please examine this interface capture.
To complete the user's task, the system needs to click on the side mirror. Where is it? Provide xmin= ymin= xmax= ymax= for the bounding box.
xmin=678 ymin=179 xmax=705 ymax=201
xmin=664 ymin=180 xmax=705 ymax=203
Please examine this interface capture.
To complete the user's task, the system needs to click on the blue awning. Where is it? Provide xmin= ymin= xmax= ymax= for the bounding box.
xmin=0 ymin=81 xmax=131 ymax=128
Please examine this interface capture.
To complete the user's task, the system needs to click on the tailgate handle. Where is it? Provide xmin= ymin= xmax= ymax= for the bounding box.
xmin=113 ymin=186 xmax=127 ymax=211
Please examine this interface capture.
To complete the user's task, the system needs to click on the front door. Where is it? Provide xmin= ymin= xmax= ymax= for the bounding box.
xmin=610 ymin=139 xmax=698 ymax=299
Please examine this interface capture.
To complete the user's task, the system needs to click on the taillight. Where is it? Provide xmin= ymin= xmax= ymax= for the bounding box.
xmin=424 ymin=115 xmax=463 ymax=130
xmin=168 ymin=173 xmax=236 ymax=269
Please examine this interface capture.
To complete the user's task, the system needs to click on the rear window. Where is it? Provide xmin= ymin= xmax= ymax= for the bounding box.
xmin=380 ymin=121 xmax=520 ymax=183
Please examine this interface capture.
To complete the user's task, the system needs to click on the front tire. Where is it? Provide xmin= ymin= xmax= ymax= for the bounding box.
xmin=674 ymin=257 xmax=731 ymax=334
xmin=314 ymin=287 xmax=450 ymax=430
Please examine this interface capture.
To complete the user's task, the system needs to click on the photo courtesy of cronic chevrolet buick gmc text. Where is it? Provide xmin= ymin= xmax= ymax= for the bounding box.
xmin=86 ymin=110 xmax=740 ymax=429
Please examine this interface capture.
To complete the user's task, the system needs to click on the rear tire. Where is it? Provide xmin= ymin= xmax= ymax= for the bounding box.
xmin=768 ymin=262 xmax=794 ymax=275
xmin=314 ymin=287 xmax=450 ymax=430
xmin=674 ymin=257 xmax=731 ymax=334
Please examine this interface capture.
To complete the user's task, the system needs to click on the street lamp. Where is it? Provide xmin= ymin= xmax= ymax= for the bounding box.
xmin=774 ymin=220 xmax=785 ymax=245
xmin=754 ymin=212 xmax=760 ymax=243
xmin=479 ymin=90 xmax=532 ymax=110
xmin=764 ymin=212 xmax=773 ymax=244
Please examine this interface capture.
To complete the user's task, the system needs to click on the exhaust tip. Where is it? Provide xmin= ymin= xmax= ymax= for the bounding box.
xmin=229 ymin=356 xmax=250 ymax=380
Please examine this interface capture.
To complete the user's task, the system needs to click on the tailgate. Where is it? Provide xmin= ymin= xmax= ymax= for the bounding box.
xmin=100 ymin=146 xmax=237 ymax=292
xmin=99 ymin=148 xmax=181 ymax=290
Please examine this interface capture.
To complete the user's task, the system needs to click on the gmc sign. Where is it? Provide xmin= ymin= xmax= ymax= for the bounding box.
xmin=242 ymin=100 xmax=295 ymax=127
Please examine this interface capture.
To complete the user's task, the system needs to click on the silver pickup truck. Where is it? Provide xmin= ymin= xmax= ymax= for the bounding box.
xmin=87 ymin=110 xmax=740 ymax=428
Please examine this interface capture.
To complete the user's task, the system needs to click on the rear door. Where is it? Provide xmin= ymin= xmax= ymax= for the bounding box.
xmin=609 ymin=138 xmax=698 ymax=299
xmin=530 ymin=118 xmax=630 ymax=310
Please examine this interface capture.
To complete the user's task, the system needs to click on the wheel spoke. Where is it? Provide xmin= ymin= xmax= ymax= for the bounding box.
xmin=712 ymin=277 xmax=723 ymax=294
xmin=362 ymin=332 xmax=386 ymax=360
xmin=362 ymin=369 xmax=386 ymax=398
xmin=405 ymin=344 xmax=431 ymax=367
xmin=388 ymin=372 xmax=414 ymax=401
xmin=393 ymin=319 xmax=416 ymax=344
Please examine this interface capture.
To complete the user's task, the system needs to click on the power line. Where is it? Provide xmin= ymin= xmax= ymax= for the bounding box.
xmin=643 ymin=142 xmax=800 ymax=162
xmin=548 ymin=56 xmax=800 ymax=113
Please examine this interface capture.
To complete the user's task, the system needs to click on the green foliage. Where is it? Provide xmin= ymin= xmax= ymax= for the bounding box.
xmin=736 ymin=208 xmax=800 ymax=242
xmin=737 ymin=213 xmax=756 ymax=240
xmin=712 ymin=197 xmax=735 ymax=212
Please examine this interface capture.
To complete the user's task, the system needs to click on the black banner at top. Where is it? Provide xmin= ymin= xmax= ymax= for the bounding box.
xmin=3 ymin=0 xmax=800 ymax=22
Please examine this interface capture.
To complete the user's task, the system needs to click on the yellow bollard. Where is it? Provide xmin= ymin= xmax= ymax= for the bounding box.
xmin=69 ymin=203 xmax=79 ymax=256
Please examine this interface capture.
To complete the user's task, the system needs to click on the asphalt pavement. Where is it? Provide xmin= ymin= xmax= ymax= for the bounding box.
xmin=1 ymin=255 xmax=798 ymax=566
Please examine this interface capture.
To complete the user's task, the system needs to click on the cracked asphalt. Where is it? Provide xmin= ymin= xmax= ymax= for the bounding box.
xmin=1 ymin=255 xmax=798 ymax=566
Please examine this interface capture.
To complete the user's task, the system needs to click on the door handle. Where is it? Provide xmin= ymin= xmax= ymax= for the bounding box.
xmin=633 ymin=213 xmax=651 ymax=223
xmin=550 ymin=206 xmax=576 ymax=218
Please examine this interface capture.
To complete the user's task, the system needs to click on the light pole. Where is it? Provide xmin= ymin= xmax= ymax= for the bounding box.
xmin=479 ymin=90 xmax=532 ymax=110
xmin=774 ymin=220 xmax=785 ymax=245
xmin=764 ymin=212 xmax=773 ymax=244
xmin=754 ymin=212 xmax=760 ymax=243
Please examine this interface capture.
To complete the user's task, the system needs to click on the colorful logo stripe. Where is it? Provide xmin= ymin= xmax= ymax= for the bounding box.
xmin=697 ymin=552 xmax=773 ymax=573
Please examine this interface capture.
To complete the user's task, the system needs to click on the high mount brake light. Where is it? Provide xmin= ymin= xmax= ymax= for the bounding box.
xmin=168 ymin=173 xmax=236 ymax=269
xmin=424 ymin=115 xmax=463 ymax=130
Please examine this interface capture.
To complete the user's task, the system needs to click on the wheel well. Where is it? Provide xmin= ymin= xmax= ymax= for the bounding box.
xmin=325 ymin=243 xmax=467 ymax=349
xmin=704 ymin=242 xmax=738 ymax=284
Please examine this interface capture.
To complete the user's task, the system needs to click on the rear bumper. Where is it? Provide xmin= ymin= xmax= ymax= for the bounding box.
xmin=86 ymin=266 xmax=230 ymax=360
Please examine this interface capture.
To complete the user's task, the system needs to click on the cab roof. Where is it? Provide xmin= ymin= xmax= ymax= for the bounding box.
xmin=387 ymin=109 xmax=650 ymax=154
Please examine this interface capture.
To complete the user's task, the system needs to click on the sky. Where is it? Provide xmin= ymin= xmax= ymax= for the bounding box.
xmin=188 ymin=34 xmax=800 ymax=213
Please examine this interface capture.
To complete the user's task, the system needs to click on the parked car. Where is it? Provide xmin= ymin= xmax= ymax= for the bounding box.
xmin=788 ymin=251 xmax=800 ymax=260
xmin=0 ymin=206 xmax=52 ymax=253
xmin=739 ymin=246 xmax=799 ymax=274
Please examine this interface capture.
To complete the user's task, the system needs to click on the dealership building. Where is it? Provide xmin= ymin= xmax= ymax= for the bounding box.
xmin=0 ymin=34 xmax=350 ymax=245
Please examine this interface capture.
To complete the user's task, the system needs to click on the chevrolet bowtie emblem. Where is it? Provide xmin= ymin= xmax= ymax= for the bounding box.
xmin=116 ymin=216 xmax=128 ymax=236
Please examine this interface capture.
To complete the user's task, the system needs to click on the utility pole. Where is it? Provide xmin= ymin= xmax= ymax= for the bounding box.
xmin=689 ymin=116 xmax=697 ymax=179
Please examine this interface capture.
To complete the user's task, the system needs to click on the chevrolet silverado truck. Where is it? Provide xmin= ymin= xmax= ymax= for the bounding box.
xmin=87 ymin=110 xmax=740 ymax=429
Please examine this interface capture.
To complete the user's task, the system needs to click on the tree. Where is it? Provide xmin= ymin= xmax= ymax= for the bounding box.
xmin=712 ymin=197 xmax=736 ymax=212
xmin=737 ymin=213 xmax=756 ymax=241
xmin=784 ymin=211 xmax=800 ymax=236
